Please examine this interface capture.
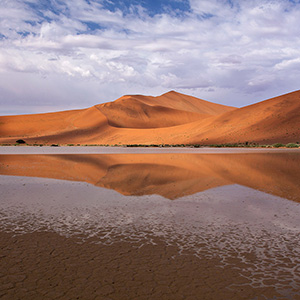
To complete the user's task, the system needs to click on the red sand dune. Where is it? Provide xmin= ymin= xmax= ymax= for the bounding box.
xmin=0 ymin=90 xmax=300 ymax=145
xmin=97 ymin=91 xmax=234 ymax=129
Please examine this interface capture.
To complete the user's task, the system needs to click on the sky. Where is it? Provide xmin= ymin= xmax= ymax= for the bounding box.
xmin=1 ymin=0 xmax=300 ymax=115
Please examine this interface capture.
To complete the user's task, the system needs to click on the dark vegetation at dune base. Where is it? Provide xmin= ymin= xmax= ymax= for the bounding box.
xmin=1 ymin=142 xmax=299 ymax=148
xmin=15 ymin=139 xmax=26 ymax=144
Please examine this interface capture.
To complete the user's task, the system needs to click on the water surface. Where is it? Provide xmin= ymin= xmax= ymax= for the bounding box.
xmin=0 ymin=149 xmax=300 ymax=299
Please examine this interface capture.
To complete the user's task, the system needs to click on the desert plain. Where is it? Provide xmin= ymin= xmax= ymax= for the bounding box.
xmin=0 ymin=91 xmax=300 ymax=300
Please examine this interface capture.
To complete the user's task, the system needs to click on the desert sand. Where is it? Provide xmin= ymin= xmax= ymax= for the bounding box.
xmin=1 ymin=90 xmax=299 ymax=145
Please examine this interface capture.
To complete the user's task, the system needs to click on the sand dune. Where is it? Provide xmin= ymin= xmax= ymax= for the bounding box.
xmin=0 ymin=106 xmax=108 ymax=142
xmin=0 ymin=90 xmax=300 ymax=144
xmin=1 ymin=153 xmax=299 ymax=201
xmin=184 ymin=90 xmax=300 ymax=145
xmin=96 ymin=97 xmax=207 ymax=128
xmin=96 ymin=91 xmax=234 ymax=129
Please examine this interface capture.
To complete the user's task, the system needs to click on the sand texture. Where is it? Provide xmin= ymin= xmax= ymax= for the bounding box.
xmin=0 ymin=231 xmax=293 ymax=300
xmin=1 ymin=90 xmax=300 ymax=145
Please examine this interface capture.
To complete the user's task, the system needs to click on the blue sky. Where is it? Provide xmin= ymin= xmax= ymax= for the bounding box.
xmin=1 ymin=0 xmax=300 ymax=114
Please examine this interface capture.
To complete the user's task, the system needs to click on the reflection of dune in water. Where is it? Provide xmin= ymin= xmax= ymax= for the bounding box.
xmin=1 ymin=153 xmax=300 ymax=201
xmin=0 ymin=176 xmax=300 ymax=298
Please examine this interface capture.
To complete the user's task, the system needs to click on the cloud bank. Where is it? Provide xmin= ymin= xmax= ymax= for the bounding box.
xmin=1 ymin=0 xmax=300 ymax=114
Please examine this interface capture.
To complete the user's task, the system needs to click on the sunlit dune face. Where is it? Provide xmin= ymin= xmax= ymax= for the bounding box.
xmin=0 ymin=90 xmax=299 ymax=145
xmin=95 ymin=92 xmax=235 ymax=129
xmin=1 ymin=153 xmax=299 ymax=202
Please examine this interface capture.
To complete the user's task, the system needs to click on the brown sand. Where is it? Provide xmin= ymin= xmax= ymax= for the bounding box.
xmin=1 ymin=90 xmax=300 ymax=145
xmin=96 ymin=91 xmax=234 ymax=129
xmin=0 ymin=91 xmax=234 ymax=144
xmin=1 ymin=152 xmax=300 ymax=202
xmin=0 ymin=230 xmax=288 ymax=300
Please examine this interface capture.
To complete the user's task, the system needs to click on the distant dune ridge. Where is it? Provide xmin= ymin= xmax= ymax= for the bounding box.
xmin=0 ymin=90 xmax=300 ymax=145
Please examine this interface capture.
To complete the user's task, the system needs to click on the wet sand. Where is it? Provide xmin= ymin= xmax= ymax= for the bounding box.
xmin=0 ymin=149 xmax=300 ymax=299
xmin=1 ymin=231 xmax=290 ymax=300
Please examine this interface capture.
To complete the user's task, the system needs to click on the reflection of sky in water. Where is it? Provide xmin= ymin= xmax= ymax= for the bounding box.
xmin=0 ymin=175 xmax=300 ymax=297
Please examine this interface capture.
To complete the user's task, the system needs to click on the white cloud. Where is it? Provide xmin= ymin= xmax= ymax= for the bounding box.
xmin=1 ymin=0 xmax=300 ymax=114
xmin=274 ymin=58 xmax=300 ymax=70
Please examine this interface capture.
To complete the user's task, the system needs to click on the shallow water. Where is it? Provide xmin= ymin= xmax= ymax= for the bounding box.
xmin=0 ymin=149 xmax=300 ymax=299
xmin=1 ymin=145 xmax=299 ymax=154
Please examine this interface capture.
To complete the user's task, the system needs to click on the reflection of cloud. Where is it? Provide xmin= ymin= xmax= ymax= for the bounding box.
xmin=1 ymin=0 xmax=300 ymax=112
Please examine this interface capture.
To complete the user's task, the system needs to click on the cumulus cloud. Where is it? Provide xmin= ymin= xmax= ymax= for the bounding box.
xmin=1 ymin=0 xmax=300 ymax=114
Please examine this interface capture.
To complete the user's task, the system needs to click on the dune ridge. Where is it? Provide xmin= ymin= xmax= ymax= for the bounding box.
xmin=0 ymin=90 xmax=300 ymax=145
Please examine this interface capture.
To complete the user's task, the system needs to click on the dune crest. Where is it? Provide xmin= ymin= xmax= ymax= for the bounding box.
xmin=0 ymin=90 xmax=300 ymax=144
xmin=95 ymin=91 xmax=234 ymax=129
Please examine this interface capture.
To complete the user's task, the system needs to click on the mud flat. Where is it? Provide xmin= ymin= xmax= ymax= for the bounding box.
xmin=0 ymin=151 xmax=300 ymax=299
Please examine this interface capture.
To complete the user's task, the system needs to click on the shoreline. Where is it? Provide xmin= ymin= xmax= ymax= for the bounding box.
xmin=0 ymin=145 xmax=299 ymax=154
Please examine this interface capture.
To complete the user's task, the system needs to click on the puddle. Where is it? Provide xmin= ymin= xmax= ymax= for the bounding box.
xmin=0 ymin=151 xmax=300 ymax=299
